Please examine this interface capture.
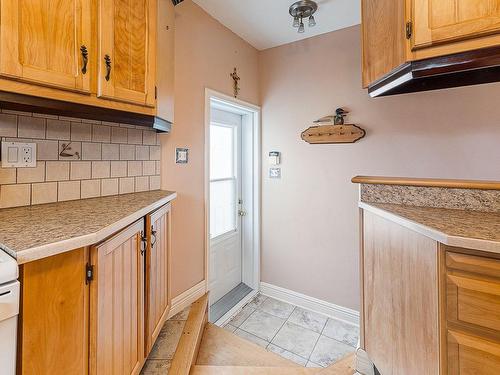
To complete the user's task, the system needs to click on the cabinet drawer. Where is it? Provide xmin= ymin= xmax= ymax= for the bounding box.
xmin=446 ymin=252 xmax=500 ymax=278
xmin=447 ymin=330 xmax=500 ymax=374
xmin=447 ymin=274 xmax=500 ymax=332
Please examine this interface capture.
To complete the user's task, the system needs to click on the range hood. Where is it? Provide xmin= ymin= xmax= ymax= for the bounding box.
xmin=368 ymin=46 xmax=500 ymax=98
xmin=0 ymin=91 xmax=172 ymax=132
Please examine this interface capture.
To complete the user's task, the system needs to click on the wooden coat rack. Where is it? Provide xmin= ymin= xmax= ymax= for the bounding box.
xmin=301 ymin=108 xmax=366 ymax=144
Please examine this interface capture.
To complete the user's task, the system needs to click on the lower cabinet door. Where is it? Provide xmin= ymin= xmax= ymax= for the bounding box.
xmin=145 ymin=203 xmax=171 ymax=354
xmin=448 ymin=330 xmax=500 ymax=374
xmin=90 ymin=219 xmax=146 ymax=375
xmin=19 ymin=248 xmax=89 ymax=375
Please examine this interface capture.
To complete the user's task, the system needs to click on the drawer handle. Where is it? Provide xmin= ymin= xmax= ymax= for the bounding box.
xmin=104 ymin=54 xmax=111 ymax=81
xmin=151 ymin=227 xmax=157 ymax=248
xmin=80 ymin=45 xmax=88 ymax=74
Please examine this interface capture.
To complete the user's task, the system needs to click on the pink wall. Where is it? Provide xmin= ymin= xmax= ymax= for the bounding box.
xmin=161 ymin=0 xmax=260 ymax=298
xmin=259 ymin=25 xmax=500 ymax=311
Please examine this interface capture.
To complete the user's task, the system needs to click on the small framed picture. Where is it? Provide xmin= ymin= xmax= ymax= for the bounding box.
xmin=175 ymin=148 xmax=189 ymax=164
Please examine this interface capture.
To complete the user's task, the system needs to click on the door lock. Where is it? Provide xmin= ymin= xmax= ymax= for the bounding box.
xmin=238 ymin=209 xmax=247 ymax=217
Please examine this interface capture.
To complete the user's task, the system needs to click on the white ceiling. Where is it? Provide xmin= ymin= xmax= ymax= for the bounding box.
xmin=192 ymin=0 xmax=361 ymax=51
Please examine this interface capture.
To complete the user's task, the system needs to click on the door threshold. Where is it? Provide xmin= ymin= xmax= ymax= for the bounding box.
xmin=213 ymin=287 xmax=259 ymax=327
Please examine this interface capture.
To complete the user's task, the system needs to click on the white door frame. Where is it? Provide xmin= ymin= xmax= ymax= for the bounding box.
xmin=204 ymin=88 xmax=261 ymax=315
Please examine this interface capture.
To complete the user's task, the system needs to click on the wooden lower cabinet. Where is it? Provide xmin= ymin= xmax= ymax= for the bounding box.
xmin=145 ymin=203 xmax=171 ymax=353
xmin=89 ymin=219 xmax=146 ymax=375
xmin=18 ymin=204 xmax=172 ymax=374
xmin=18 ymin=248 xmax=89 ymax=375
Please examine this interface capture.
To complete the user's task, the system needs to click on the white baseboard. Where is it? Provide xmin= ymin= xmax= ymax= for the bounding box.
xmin=260 ymin=282 xmax=360 ymax=327
xmin=168 ymin=280 xmax=207 ymax=319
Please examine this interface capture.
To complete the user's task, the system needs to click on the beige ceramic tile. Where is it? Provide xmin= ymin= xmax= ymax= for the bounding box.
xmin=81 ymin=180 xmax=101 ymax=199
xmin=81 ymin=143 xmax=102 ymax=160
xmin=92 ymin=161 xmax=110 ymax=179
xmin=81 ymin=118 xmax=101 ymax=125
xmin=111 ymin=161 xmax=127 ymax=178
xmin=46 ymin=119 xmax=70 ymax=140
xmin=18 ymin=116 xmax=45 ymax=138
xmin=136 ymin=145 xmax=149 ymax=160
xmin=150 ymin=175 xmax=161 ymax=190
xmin=128 ymin=161 xmax=143 ymax=177
xmin=119 ymin=177 xmax=135 ymax=194
xmin=92 ymin=125 xmax=111 ymax=143
xmin=127 ymin=128 xmax=143 ymax=145
xmin=71 ymin=122 xmax=91 ymax=141
xmin=111 ymin=127 xmax=128 ymax=144
xmin=101 ymin=178 xmax=119 ymax=196
xmin=120 ymin=144 xmax=135 ymax=160
xmin=31 ymin=182 xmax=58 ymax=205
xmin=70 ymin=162 xmax=92 ymax=180
xmin=35 ymin=140 xmax=59 ymax=160
xmin=150 ymin=146 xmax=161 ymax=161
xmin=46 ymin=161 xmax=70 ymax=181
xmin=143 ymin=161 xmax=156 ymax=176
xmin=156 ymin=161 xmax=161 ymax=175
xmin=17 ymin=162 xmax=45 ymax=183
xmin=58 ymin=181 xmax=81 ymax=201
xmin=58 ymin=141 xmax=82 ymax=161
xmin=0 ymin=113 xmax=17 ymax=137
xmin=2 ymin=109 xmax=32 ymax=116
xmin=0 ymin=168 xmax=16 ymax=185
xmin=135 ymin=176 xmax=149 ymax=192
xmin=143 ymin=130 xmax=157 ymax=146
xmin=102 ymin=144 xmax=119 ymax=160
xmin=58 ymin=116 xmax=82 ymax=122
xmin=33 ymin=113 xmax=58 ymax=120
xmin=120 ymin=123 xmax=136 ymax=129
xmin=0 ymin=184 xmax=31 ymax=208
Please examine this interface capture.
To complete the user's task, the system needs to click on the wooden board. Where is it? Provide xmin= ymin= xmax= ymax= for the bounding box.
xmin=191 ymin=366 xmax=319 ymax=375
xmin=317 ymin=354 xmax=356 ymax=375
xmin=169 ymin=293 xmax=209 ymax=375
xmin=301 ymin=124 xmax=365 ymax=144
xmin=196 ymin=324 xmax=296 ymax=367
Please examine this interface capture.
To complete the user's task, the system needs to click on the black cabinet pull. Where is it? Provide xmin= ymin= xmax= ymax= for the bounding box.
xmin=104 ymin=54 xmax=111 ymax=81
xmin=80 ymin=45 xmax=88 ymax=74
xmin=151 ymin=226 xmax=157 ymax=247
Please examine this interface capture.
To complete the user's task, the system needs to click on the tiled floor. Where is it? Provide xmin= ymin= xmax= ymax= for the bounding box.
xmin=223 ymin=294 xmax=359 ymax=368
xmin=140 ymin=307 xmax=191 ymax=375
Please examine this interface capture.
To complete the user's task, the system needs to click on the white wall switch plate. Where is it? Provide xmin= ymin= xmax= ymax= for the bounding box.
xmin=175 ymin=148 xmax=189 ymax=164
xmin=1 ymin=141 xmax=37 ymax=168
xmin=269 ymin=167 xmax=281 ymax=179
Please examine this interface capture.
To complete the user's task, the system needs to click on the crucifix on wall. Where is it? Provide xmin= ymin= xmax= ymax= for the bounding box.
xmin=230 ymin=67 xmax=240 ymax=98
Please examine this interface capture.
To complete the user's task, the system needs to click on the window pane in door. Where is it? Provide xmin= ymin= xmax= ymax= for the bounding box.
xmin=210 ymin=179 xmax=236 ymax=238
xmin=210 ymin=124 xmax=234 ymax=180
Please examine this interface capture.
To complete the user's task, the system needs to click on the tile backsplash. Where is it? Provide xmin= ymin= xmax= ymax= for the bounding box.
xmin=0 ymin=109 xmax=162 ymax=209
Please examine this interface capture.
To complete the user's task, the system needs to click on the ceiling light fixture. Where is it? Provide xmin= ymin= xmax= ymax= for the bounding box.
xmin=289 ymin=0 xmax=318 ymax=33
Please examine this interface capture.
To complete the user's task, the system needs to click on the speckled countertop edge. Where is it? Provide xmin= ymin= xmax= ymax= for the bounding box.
xmin=0 ymin=190 xmax=177 ymax=264
xmin=359 ymin=202 xmax=500 ymax=254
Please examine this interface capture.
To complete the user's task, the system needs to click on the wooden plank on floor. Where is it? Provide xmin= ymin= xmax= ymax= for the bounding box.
xmin=169 ymin=293 xmax=209 ymax=375
xmin=196 ymin=324 xmax=297 ymax=367
xmin=191 ymin=365 xmax=320 ymax=375
xmin=317 ymin=354 xmax=356 ymax=375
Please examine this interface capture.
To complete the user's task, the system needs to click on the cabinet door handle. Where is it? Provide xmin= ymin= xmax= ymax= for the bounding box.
xmin=104 ymin=54 xmax=111 ymax=81
xmin=80 ymin=45 xmax=88 ymax=74
xmin=151 ymin=226 xmax=157 ymax=248
xmin=140 ymin=231 xmax=147 ymax=256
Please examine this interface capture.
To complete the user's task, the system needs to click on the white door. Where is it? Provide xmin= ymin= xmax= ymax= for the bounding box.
xmin=209 ymin=108 xmax=243 ymax=304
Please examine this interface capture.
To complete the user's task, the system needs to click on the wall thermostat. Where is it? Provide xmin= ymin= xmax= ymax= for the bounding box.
xmin=269 ymin=151 xmax=280 ymax=165
xmin=175 ymin=148 xmax=189 ymax=164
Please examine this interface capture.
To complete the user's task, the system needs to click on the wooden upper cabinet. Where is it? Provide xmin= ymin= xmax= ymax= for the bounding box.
xmin=98 ymin=0 xmax=157 ymax=107
xmin=0 ymin=0 xmax=91 ymax=92
xmin=361 ymin=0 xmax=408 ymax=87
xmin=90 ymin=219 xmax=146 ymax=375
xmin=145 ymin=203 xmax=171 ymax=354
xmin=412 ymin=0 xmax=500 ymax=50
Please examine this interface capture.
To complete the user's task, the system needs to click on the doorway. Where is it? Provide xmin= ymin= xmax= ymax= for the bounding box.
xmin=205 ymin=89 xmax=260 ymax=324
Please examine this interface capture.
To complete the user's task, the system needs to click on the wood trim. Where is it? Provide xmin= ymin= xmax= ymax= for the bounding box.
xmin=169 ymin=293 xmax=209 ymax=375
xmin=352 ymin=176 xmax=500 ymax=190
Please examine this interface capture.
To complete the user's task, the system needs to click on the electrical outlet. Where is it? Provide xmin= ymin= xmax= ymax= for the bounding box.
xmin=1 ymin=141 xmax=37 ymax=168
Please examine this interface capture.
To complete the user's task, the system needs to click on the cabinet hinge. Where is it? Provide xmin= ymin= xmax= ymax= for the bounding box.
xmin=155 ymin=86 xmax=158 ymax=100
xmin=405 ymin=21 xmax=412 ymax=40
xmin=86 ymin=264 xmax=94 ymax=284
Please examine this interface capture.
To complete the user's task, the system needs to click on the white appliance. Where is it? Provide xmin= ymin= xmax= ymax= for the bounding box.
xmin=0 ymin=250 xmax=19 ymax=375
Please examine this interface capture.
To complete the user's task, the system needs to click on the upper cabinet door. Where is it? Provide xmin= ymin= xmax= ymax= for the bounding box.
xmin=98 ymin=0 xmax=157 ymax=107
xmin=412 ymin=0 xmax=500 ymax=49
xmin=0 ymin=0 xmax=92 ymax=92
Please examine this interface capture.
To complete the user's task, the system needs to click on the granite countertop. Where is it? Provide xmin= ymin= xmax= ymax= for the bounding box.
xmin=0 ymin=190 xmax=177 ymax=264
xmin=360 ymin=202 xmax=500 ymax=254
